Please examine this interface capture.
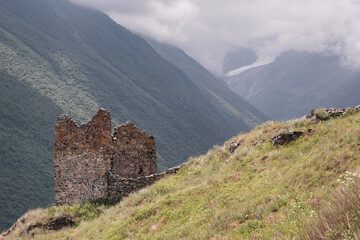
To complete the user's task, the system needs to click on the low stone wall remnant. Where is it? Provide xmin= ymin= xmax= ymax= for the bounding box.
xmin=107 ymin=163 xmax=186 ymax=198
xmin=307 ymin=105 xmax=360 ymax=120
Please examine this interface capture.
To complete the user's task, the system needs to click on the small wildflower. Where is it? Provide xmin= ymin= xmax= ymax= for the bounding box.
xmin=274 ymin=231 xmax=281 ymax=237
xmin=253 ymin=234 xmax=258 ymax=239
xmin=310 ymin=210 xmax=315 ymax=217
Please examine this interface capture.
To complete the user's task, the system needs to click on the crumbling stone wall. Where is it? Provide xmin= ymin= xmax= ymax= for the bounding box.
xmin=54 ymin=109 xmax=159 ymax=205
xmin=54 ymin=109 xmax=112 ymax=205
xmin=107 ymin=163 xmax=185 ymax=198
xmin=111 ymin=122 xmax=156 ymax=178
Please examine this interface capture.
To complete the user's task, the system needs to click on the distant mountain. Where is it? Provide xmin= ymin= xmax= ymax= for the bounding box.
xmin=225 ymin=51 xmax=360 ymax=120
xmin=222 ymin=47 xmax=257 ymax=75
xmin=0 ymin=0 xmax=267 ymax=231
xmin=139 ymin=35 xmax=266 ymax=128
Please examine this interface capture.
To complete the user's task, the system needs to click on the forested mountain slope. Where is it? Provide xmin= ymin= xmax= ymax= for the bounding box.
xmin=141 ymin=35 xmax=267 ymax=128
xmin=0 ymin=0 xmax=266 ymax=231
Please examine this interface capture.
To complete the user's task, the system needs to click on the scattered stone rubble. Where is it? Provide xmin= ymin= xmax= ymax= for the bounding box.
xmin=26 ymin=215 xmax=75 ymax=232
xmin=229 ymin=137 xmax=262 ymax=153
xmin=43 ymin=215 xmax=75 ymax=231
xmin=229 ymin=105 xmax=359 ymax=151
xmin=252 ymin=138 xmax=261 ymax=146
xmin=272 ymin=105 xmax=360 ymax=146
xmin=1 ymin=217 xmax=25 ymax=237
xmin=307 ymin=105 xmax=360 ymax=120
xmin=270 ymin=129 xmax=315 ymax=146
xmin=270 ymin=131 xmax=304 ymax=146
xmin=2 ymin=214 xmax=76 ymax=237
xmin=54 ymin=109 xmax=185 ymax=206
xmin=229 ymin=140 xmax=239 ymax=153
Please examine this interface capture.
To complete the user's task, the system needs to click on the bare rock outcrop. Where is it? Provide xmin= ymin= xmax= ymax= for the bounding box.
xmin=270 ymin=131 xmax=304 ymax=146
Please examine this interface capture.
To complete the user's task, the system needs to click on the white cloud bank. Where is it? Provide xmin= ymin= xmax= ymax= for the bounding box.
xmin=70 ymin=0 xmax=360 ymax=74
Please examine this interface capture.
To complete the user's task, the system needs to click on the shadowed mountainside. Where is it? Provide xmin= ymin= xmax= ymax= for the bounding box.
xmin=0 ymin=0 xmax=267 ymax=231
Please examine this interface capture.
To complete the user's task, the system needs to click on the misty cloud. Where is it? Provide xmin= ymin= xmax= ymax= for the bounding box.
xmin=70 ymin=0 xmax=360 ymax=74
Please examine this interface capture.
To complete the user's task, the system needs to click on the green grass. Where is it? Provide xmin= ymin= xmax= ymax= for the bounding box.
xmin=0 ymin=0 xmax=267 ymax=230
xmin=315 ymin=108 xmax=330 ymax=120
xmin=300 ymin=172 xmax=360 ymax=239
xmin=4 ymin=111 xmax=360 ymax=239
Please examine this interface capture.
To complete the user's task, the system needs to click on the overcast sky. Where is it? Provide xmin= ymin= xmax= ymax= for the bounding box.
xmin=70 ymin=0 xmax=360 ymax=74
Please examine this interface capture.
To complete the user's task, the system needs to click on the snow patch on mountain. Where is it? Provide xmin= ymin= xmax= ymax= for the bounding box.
xmin=226 ymin=56 xmax=274 ymax=78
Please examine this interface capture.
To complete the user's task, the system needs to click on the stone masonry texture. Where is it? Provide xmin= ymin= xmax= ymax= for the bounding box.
xmin=53 ymin=108 xmax=179 ymax=206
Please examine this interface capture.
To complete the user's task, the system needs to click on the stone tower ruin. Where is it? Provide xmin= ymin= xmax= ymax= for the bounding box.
xmin=54 ymin=109 xmax=157 ymax=205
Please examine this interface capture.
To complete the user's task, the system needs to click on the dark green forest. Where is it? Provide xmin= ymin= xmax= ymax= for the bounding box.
xmin=0 ymin=71 xmax=61 ymax=229
xmin=0 ymin=0 xmax=266 ymax=231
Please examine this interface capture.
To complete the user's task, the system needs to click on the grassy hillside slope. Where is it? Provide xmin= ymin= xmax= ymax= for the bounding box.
xmin=0 ymin=0 xmax=267 ymax=230
xmin=4 ymin=109 xmax=360 ymax=239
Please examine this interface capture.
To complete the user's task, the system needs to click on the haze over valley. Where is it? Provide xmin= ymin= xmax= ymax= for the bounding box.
xmin=1 ymin=0 xmax=360 ymax=238
xmin=72 ymin=0 xmax=360 ymax=120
